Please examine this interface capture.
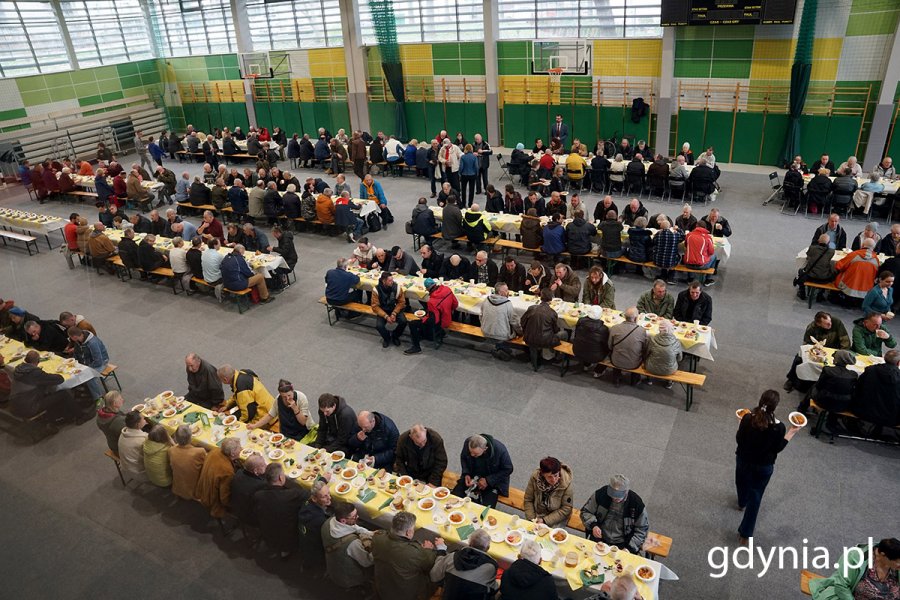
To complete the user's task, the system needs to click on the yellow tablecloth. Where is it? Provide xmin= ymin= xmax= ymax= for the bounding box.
xmin=0 ymin=208 xmax=65 ymax=235
xmin=144 ymin=392 xmax=667 ymax=597
xmin=0 ymin=336 xmax=97 ymax=390
xmin=350 ymin=268 xmax=717 ymax=360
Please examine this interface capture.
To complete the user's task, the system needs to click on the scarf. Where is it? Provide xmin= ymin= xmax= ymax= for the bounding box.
xmin=364 ymin=181 xmax=376 ymax=200
xmin=535 ymin=475 xmax=560 ymax=512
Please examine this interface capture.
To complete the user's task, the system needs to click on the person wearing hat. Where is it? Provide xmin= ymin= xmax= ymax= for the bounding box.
xmin=580 ymin=473 xmax=649 ymax=553
xmin=850 ymin=221 xmax=881 ymax=251
xmin=404 ymin=278 xmax=459 ymax=355
xmin=4 ymin=305 xmax=38 ymax=341
xmin=509 ymin=142 xmax=530 ymax=185
xmin=572 ymin=305 xmax=610 ymax=378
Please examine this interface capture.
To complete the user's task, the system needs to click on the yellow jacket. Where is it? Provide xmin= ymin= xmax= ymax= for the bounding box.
xmin=225 ymin=369 xmax=276 ymax=426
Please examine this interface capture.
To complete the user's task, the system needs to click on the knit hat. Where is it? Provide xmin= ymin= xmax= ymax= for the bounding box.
xmin=515 ymin=143 xmax=525 ymax=151
xmin=588 ymin=306 xmax=602 ymax=320
xmin=833 ymin=350 xmax=856 ymax=367
xmin=424 ymin=278 xmax=437 ymax=289
xmin=8 ymin=307 xmax=25 ymax=316
xmin=608 ymin=474 xmax=629 ymax=500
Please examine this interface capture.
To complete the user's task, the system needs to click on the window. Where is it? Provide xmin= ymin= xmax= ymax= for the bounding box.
xmin=61 ymin=1 xmax=153 ymax=67
xmin=497 ymin=0 xmax=662 ymax=40
xmin=246 ymin=0 xmax=342 ymax=50
xmin=358 ymin=0 xmax=483 ymax=45
xmin=148 ymin=0 xmax=238 ymax=58
xmin=0 ymin=1 xmax=70 ymax=78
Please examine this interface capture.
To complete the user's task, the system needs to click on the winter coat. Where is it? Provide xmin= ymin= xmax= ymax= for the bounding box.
xmin=138 ymin=240 xmax=165 ymax=272
xmin=499 ymin=559 xmax=558 ymax=600
xmin=480 ymin=294 xmax=521 ymax=341
xmin=644 ymin=332 xmax=683 ymax=376
xmin=440 ymin=203 xmax=465 ymax=239
xmin=835 ymin=249 xmax=880 ymax=299
xmin=440 ymin=256 xmax=470 ymax=280
xmin=565 ymin=217 xmax=597 ymax=255
xmin=812 ymin=223 xmax=847 ymax=250
xmin=255 ymin=484 xmax=308 ymax=553
xmin=523 ymin=465 xmax=574 ymax=527
xmin=394 ymin=428 xmax=448 ymax=486
xmin=520 ymin=301 xmax=560 ymax=349
xmin=229 ymin=469 xmax=267 ymax=525
xmin=413 ymin=208 xmax=440 ymax=236
xmin=523 ymin=262 xmax=551 ymax=291
xmin=851 ymin=317 xmax=896 ymax=356
xmin=809 ymin=544 xmax=898 ymax=600
xmin=636 ymin=291 xmax=675 ymax=319
xmin=673 ymin=289 xmax=713 ymax=325
xmin=371 ymin=531 xmax=441 ymax=600
xmin=599 ymin=219 xmax=624 ymax=253
xmin=520 ymin=214 xmax=543 ymax=250
xmin=683 ymin=226 xmax=715 ymax=267
xmin=463 ymin=211 xmax=491 ymax=244
xmin=458 ymin=434 xmax=513 ymax=496
xmin=143 ymin=439 xmax=173 ymax=487
xmin=550 ymin=265 xmax=581 ymax=302
xmin=467 ymin=258 xmax=499 ymax=286
xmin=803 ymin=243 xmax=836 ymax=281
xmin=430 ymin=547 xmax=498 ymax=600
xmin=608 ymin=321 xmax=649 ymax=370
xmin=541 ymin=221 xmax=566 ymax=254
xmin=315 ymin=395 xmax=356 ymax=453
xmin=425 ymin=285 xmax=459 ymax=329
xmin=194 ymin=447 xmax=235 ymax=518
xmin=626 ymin=226 xmax=653 ymax=262
xmin=812 ymin=366 xmax=858 ymax=413
xmin=95 ymin=407 xmax=127 ymax=454
xmin=620 ymin=201 xmax=647 ymax=226
xmin=652 ymin=228 xmax=684 ymax=269
xmin=485 ymin=191 xmax=504 ymax=213
xmin=347 ymin=411 xmax=400 ymax=469
xmin=497 ymin=262 xmax=527 ymax=292
xmin=572 ymin=317 xmax=610 ymax=364
xmin=581 ymin=274 xmax=615 ymax=308
xmin=580 ymin=487 xmax=649 ymax=552
xmin=168 ymin=444 xmax=206 ymax=500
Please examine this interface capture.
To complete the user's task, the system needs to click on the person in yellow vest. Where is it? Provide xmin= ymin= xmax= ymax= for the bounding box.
xmin=215 ymin=364 xmax=277 ymax=429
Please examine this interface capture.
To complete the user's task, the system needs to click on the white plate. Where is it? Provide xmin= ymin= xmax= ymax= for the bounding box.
xmin=341 ymin=467 xmax=358 ymax=480
xmin=505 ymin=530 xmax=525 ymax=547
xmin=267 ymin=448 xmax=284 ymax=460
xmin=447 ymin=510 xmax=466 ymax=526
xmin=432 ymin=486 xmax=451 ymax=500
xmin=162 ymin=408 xmax=177 ymax=418
xmin=549 ymin=528 xmax=569 ymax=544
xmin=788 ymin=411 xmax=808 ymax=428
xmin=491 ymin=531 xmax=505 ymax=544
xmin=334 ymin=482 xmax=352 ymax=495
xmin=222 ymin=415 xmax=237 ymax=426
xmin=417 ymin=497 xmax=437 ymax=511
xmin=635 ymin=565 xmax=656 ymax=582
xmin=594 ymin=542 xmax=610 ymax=556
xmin=351 ymin=476 xmax=366 ymax=489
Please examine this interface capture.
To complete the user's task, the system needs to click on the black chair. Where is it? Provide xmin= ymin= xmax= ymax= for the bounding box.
xmin=668 ymin=176 xmax=686 ymax=201
xmin=590 ymin=169 xmax=609 ymax=194
xmin=807 ymin=190 xmax=830 ymax=216
xmin=780 ymin=181 xmax=804 ymax=215
xmin=496 ymin=153 xmax=512 ymax=182
xmin=830 ymin=191 xmax=854 ymax=218
xmin=624 ymin=172 xmax=644 ymax=197
xmin=763 ymin=171 xmax=781 ymax=205
xmin=646 ymin=174 xmax=667 ymax=200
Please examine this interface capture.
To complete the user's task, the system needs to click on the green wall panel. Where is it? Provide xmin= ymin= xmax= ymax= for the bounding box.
xmin=503 ymin=104 xmax=551 ymax=147
xmin=368 ymin=102 xmax=396 ymax=136
xmin=702 ymin=111 xmax=734 ymax=161
xmin=823 ymin=116 xmax=863 ymax=161
xmin=675 ymin=110 xmax=705 ymax=151
xmin=797 ymin=115 xmax=829 ymax=160
xmin=403 ymin=102 xmax=431 ymax=141
xmin=760 ymin=114 xmax=790 ymax=166
xmin=731 ymin=113 xmax=765 ymax=164
xmin=444 ymin=103 xmax=487 ymax=141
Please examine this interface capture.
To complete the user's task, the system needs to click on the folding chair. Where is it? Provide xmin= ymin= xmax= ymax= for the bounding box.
xmin=496 ymin=154 xmax=512 ymax=182
xmin=762 ymin=171 xmax=782 ymax=205
xmin=780 ymin=182 xmax=803 ymax=215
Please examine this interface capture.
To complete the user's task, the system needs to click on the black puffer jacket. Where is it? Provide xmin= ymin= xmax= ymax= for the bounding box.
xmin=565 ymin=217 xmax=597 ymax=255
xmin=572 ymin=316 xmax=610 ymax=364
xmin=499 ymin=558 xmax=558 ymax=600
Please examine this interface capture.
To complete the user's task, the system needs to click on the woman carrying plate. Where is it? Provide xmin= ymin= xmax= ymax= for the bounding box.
xmin=734 ymin=390 xmax=801 ymax=545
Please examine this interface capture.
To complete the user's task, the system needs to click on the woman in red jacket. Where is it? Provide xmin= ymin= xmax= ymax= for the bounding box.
xmin=404 ymin=278 xmax=459 ymax=355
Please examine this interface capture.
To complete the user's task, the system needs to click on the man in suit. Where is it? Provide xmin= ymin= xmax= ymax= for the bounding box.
xmin=551 ymin=114 xmax=568 ymax=148
xmin=202 ymin=135 xmax=220 ymax=171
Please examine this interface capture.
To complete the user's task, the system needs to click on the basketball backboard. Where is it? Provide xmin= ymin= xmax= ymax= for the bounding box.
xmin=531 ymin=40 xmax=591 ymax=76
xmin=238 ymin=51 xmax=290 ymax=79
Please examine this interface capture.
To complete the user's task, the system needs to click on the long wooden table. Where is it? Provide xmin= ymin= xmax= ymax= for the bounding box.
xmin=794 ymin=344 xmax=884 ymax=382
xmin=0 ymin=208 xmax=66 ymax=250
xmin=144 ymin=392 xmax=675 ymax=598
xmin=349 ymin=267 xmax=717 ymax=362
xmin=794 ymin=247 xmax=888 ymax=269
xmin=534 ymin=154 xmax=696 ymax=176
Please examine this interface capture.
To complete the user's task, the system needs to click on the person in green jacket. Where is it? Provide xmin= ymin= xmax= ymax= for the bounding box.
xmin=143 ymin=424 xmax=173 ymax=487
xmin=811 ymin=538 xmax=900 ymax=599
xmin=851 ymin=313 xmax=897 ymax=357
xmin=636 ymin=280 xmax=674 ymax=319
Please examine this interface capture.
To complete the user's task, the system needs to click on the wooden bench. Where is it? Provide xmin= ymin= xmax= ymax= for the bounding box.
xmin=104 ymin=449 xmax=128 ymax=486
xmin=223 ymin=153 xmax=254 ymax=165
xmin=809 ymin=399 xmax=899 ymax=445
xmin=176 ymin=150 xmax=216 ymax=163
xmin=492 ymin=238 xmax=600 ymax=262
xmin=606 ymin=255 xmax=716 ymax=283
xmin=0 ymin=230 xmax=39 ymax=255
xmin=439 ymin=470 xmax=672 ymax=560
xmin=803 ymin=281 xmax=840 ymax=309
xmin=68 ymin=190 xmax=99 ymax=201
xmin=109 ymin=255 xmax=183 ymax=294
xmin=192 ymin=277 xmax=253 ymax=313
xmin=0 ymin=407 xmax=53 ymax=442
xmin=801 ymin=569 xmax=824 ymax=595
xmin=429 ymin=231 xmax=501 ymax=249
xmin=598 ymin=360 xmax=707 ymax=411
xmin=319 ymin=296 xmax=420 ymax=326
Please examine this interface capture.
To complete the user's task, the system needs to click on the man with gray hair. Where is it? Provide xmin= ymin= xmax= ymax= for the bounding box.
xmin=229 ymin=453 xmax=267 ymax=526
xmin=168 ymin=424 xmax=207 ymax=500
xmin=298 ymin=478 xmax=333 ymax=569
xmin=325 ymin=256 xmax=362 ymax=312
xmin=371 ymin=511 xmax=446 ymax=600
xmin=596 ymin=575 xmax=640 ymax=600
xmin=480 ymin=281 xmax=522 ymax=361
xmin=393 ymin=424 xmax=448 ymax=486
xmin=452 ymin=434 xmax=513 ymax=508
xmin=430 ymin=528 xmax=498 ymax=597
xmin=607 ymin=307 xmax=650 ymax=386
xmin=580 ymin=474 xmax=650 ymax=554
xmin=499 ymin=539 xmax=558 ymax=599
xmin=255 ymin=462 xmax=308 ymax=557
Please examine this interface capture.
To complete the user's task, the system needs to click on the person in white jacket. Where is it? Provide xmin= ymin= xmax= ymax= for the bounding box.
xmin=117 ymin=411 xmax=149 ymax=481
xmin=438 ymin=138 xmax=462 ymax=191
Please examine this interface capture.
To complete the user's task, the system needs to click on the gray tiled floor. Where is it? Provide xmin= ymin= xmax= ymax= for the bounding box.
xmin=0 ymin=151 xmax=896 ymax=599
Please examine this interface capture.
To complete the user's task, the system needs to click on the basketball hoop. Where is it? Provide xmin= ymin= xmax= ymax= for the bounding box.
xmin=547 ymin=67 xmax=565 ymax=84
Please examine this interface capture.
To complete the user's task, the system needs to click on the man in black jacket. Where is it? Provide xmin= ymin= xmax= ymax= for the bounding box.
xmin=10 ymin=351 xmax=76 ymax=422
xmin=138 ymin=234 xmax=167 ymax=276
xmin=452 ymin=434 xmax=513 ymax=508
xmin=810 ymin=153 xmax=836 ymax=175
xmin=22 ymin=320 xmax=69 ymax=354
xmin=673 ymin=281 xmax=713 ymax=325
xmin=347 ymin=409 xmax=399 ymax=469
xmin=851 ymin=350 xmax=900 ymax=428
xmin=229 ymin=454 xmax=267 ymax=527
xmin=565 ymin=209 xmax=598 ymax=257
xmin=267 ymin=226 xmax=297 ymax=292
xmin=393 ymin=424 xmax=448 ymax=486
xmin=314 ymin=393 xmax=355 ymax=453
xmin=129 ymin=213 xmax=152 ymax=234
xmin=497 ymin=256 xmax=527 ymax=292
xmin=468 ymin=251 xmax=499 ymax=286
xmin=255 ymin=463 xmax=308 ymax=557
xmin=185 ymin=352 xmax=224 ymax=408
xmin=298 ymin=480 xmax=332 ymax=570
xmin=812 ymin=213 xmax=847 ymax=250
xmin=688 ymin=157 xmax=717 ymax=200
xmin=417 ymin=244 xmax=443 ymax=278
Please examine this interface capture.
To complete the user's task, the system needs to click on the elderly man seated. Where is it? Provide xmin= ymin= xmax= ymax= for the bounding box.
xmin=371 ymin=511 xmax=446 ymax=600
xmin=608 ymin=307 xmax=649 ymax=386
xmin=499 ymin=540 xmax=557 ymax=599
xmin=784 ymin=311 xmax=851 ymax=395
xmin=430 ymin=529 xmax=497 ymax=599
xmin=581 ymin=473 xmax=650 ymax=553
xmin=451 ymin=434 xmax=514 ymax=509
xmin=637 ymin=280 xmax=675 ymax=318
xmin=184 ymin=353 xmax=224 ymax=409
xmin=348 ymin=409 xmax=399 ymax=470
xmin=851 ymin=312 xmax=896 ymax=357
xmin=220 ymin=244 xmax=273 ymax=303
xmin=393 ymin=424 xmax=448 ymax=486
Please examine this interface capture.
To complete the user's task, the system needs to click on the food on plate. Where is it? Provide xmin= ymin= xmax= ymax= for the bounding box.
xmin=335 ymin=482 xmax=352 ymax=494
xmin=506 ymin=531 xmax=523 ymax=546
xmin=342 ymin=468 xmax=358 ymax=480
xmin=162 ymin=408 xmax=177 ymax=418
xmin=190 ymin=422 xmax=201 ymax=435
xmin=433 ymin=487 xmax=450 ymax=499
xmin=789 ymin=412 xmax=808 ymax=427
xmin=415 ymin=482 xmax=427 ymax=495
xmin=132 ymin=404 xmax=145 ymax=413
xmin=283 ymin=439 xmax=295 ymax=450
xmin=221 ymin=415 xmax=237 ymax=426
xmin=160 ymin=391 xmax=174 ymax=399
xmin=397 ymin=475 xmax=413 ymax=488
xmin=448 ymin=511 xmax=465 ymax=525
xmin=414 ymin=310 xmax=426 ymax=318
xmin=534 ymin=523 xmax=550 ymax=537
xmin=267 ymin=448 xmax=284 ymax=460
xmin=594 ymin=542 xmax=610 ymax=556
xmin=636 ymin=566 xmax=656 ymax=582
xmin=486 ymin=515 xmax=497 ymax=527
xmin=551 ymin=529 xmax=568 ymax=543
xmin=330 ymin=451 xmax=345 ymax=461
xmin=736 ymin=408 xmax=751 ymax=419
xmin=269 ymin=433 xmax=285 ymax=444
xmin=376 ymin=468 xmax=387 ymax=480
xmin=391 ymin=497 xmax=405 ymax=511
xmin=565 ymin=551 xmax=579 ymax=567
xmin=240 ymin=448 xmax=254 ymax=460
xmin=418 ymin=498 xmax=435 ymax=511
